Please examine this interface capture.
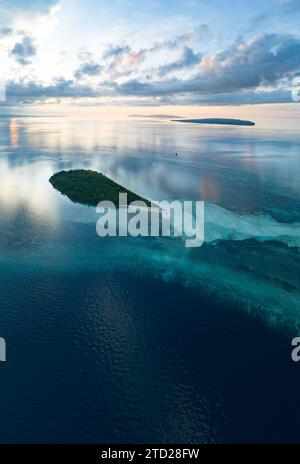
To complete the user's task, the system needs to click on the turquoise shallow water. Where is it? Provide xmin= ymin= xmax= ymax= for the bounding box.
xmin=0 ymin=107 xmax=300 ymax=442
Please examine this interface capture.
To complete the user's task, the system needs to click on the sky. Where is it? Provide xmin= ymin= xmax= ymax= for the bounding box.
xmin=1 ymin=0 xmax=300 ymax=106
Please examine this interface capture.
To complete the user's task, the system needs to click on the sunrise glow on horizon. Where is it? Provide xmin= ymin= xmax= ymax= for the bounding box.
xmin=1 ymin=0 xmax=300 ymax=108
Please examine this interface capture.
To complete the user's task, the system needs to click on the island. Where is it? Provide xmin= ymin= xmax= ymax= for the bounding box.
xmin=49 ymin=169 xmax=151 ymax=206
xmin=171 ymin=118 xmax=255 ymax=126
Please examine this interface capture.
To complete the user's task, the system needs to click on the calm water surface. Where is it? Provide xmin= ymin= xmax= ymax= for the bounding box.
xmin=0 ymin=107 xmax=300 ymax=443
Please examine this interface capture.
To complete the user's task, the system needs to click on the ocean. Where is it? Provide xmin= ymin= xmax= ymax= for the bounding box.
xmin=0 ymin=106 xmax=299 ymax=443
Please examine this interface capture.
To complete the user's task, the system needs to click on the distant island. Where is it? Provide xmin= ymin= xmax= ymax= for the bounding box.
xmin=49 ymin=170 xmax=150 ymax=206
xmin=130 ymin=114 xmax=184 ymax=119
xmin=172 ymin=118 xmax=255 ymax=126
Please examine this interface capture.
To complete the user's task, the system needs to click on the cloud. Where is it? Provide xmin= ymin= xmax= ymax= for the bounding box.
xmin=74 ymin=62 xmax=102 ymax=79
xmin=10 ymin=36 xmax=37 ymax=65
xmin=6 ymin=32 xmax=300 ymax=105
xmin=113 ymin=33 xmax=300 ymax=98
xmin=245 ymin=0 xmax=300 ymax=34
xmin=6 ymin=78 xmax=98 ymax=101
xmin=171 ymin=88 xmax=295 ymax=105
xmin=103 ymin=44 xmax=131 ymax=59
xmin=157 ymin=31 xmax=196 ymax=50
xmin=157 ymin=46 xmax=201 ymax=77
xmin=195 ymin=24 xmax=211 ymax=41
xmin=102 ymin=27 xmax=201 ymax=63
xmin=0 ymin=28 xmax=14 ymax=37
xmin=102 ymin=28 xmax=205 ymax=79
xmin=105 ymin=46 xmax=146 ymax=76
xmin=152 ymin=27 xmax=208 ymax=51
xmin=5 ymin=78 xmax=294 ymax=106
xmin=199 ymin=33 xmax=300 ymax=92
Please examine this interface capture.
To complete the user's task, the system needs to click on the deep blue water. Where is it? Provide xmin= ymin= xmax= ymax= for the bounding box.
xmin=0 ymin=108 xmax=300 ymax=443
